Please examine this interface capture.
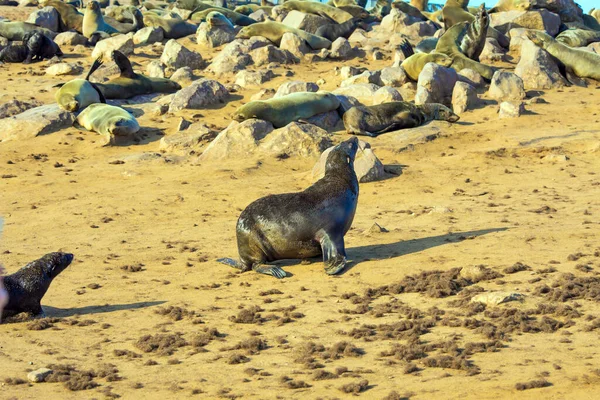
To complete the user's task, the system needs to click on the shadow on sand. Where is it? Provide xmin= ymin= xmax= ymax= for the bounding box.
xmin=44 ymin=300 xmax=166 ymax=318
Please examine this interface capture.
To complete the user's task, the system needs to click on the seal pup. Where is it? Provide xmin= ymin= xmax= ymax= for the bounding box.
xmin=1 ymin=252 xmax=74 ymax=320
xmin=0 ymin=32 xmax=62 ymax=63
xmin=236 ymin=22 xmax=332 ymax=50
xmin=526 ymin=30 xmax=600 ymax=81
xmin=233 ymin=92 xmax=341 ymax=128
xmin=87 ymin=50 xmax=181 ymax=99
xmin=314 ymin=17 xmax=363 ymax=42
xmin=343 ymin=102 xmax=459 ymax=137
xmin=218 ymin=137 xmax=360 ymax=279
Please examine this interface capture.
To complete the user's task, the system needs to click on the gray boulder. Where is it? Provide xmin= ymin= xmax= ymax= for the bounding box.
xmin=515 ymin=39 xmax=567 ymax=89
xmin=372 ymin=86 xmax=403 ymax=105
xmin=380 ymin=67 xmax=409 ymax=87
xmin=26 ymin=6 xmax=59 ymax=32
xmin=160 ymin=39 xmax=203 ymax=70
xmin=91 ymin=33 xmax=134 ymax=59
xmin=415 ymin=62 xmax=458 ymax=106
xmin=146 ymin=60 xmax=166 ymax=78
xmin=333 ymin=84 xmax=381 ymax=106
xmin=341 ymin=70 xmax=381 ymax=87
xmin=169 ymin=79 xmax=229 ymax=112
xmin=280 ymin=32 xmax=309 ymax=58
xmin=489 ymin=9 xmax=561 ymax=36
xmin=282 ymin=10 xmax=331 ymax=34
xmin=170 ymin=67 xmax=194 ymax=86
xmin=330 ymin=37 xmax=353 ymax=59
xmin=54 ymin=31 xmax=87 ymax=46
xmin=196 ymin=21 xmax=236 ymax=48
xmin=499 ymin=101 xmax=525 ymax=118
xmin=489 ymin=71 xmax=526 ymax=101
xmin=0 ymin=104 xmax=75 ymax=142
xmin=274 ymin=81 xmax=319 ymax=97
xmin=235 ymin=69 xmax=275 ymax=88
xmin=134 ymin=27 xmax=164 ymax=46
xmin=312 ymin=140 xmax=385 ymax=183
xmin=250 ymin=44 xmax=297 ymax=66
xmin=452 ymin=82 xmax=479 ymax=114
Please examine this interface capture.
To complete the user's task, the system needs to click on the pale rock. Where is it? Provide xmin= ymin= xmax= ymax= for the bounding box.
xmin=499 ymin=101 xmax=525 ymax=118
xmin=312 ymin=139 xmax=385 ymax=183
xmin=45 ymin=62 xmax=82 ymax=76
xmin=282 ymin=10 xmax=331 ymax=34
xmin=339 ymin=66 xmax=366 ymax=79
xmin=489 ymin=9 xmax=561 ymax=36
xmin=380 ymin=9 xmax=437 ymax=42
xmin=133 ymin=27 xmax=164 ymax=45
xmin=333 ymin=83 xmax=381 ymax=106
xmin=489 ymin=71 xmax=525 ymax=101
xmin=452 ymin=81 xmax=479 ymax=114
xmin=54 ymin=31 xmax=87 ymax=46
xmin=508 ymin=28 xmax=529 ymax=54
xmin=515 ymin=39 xmax=567 ymax=89
xmin=146 ymin=60 xmax=165 ymax=78
xmin=479 ymin=38 xmax=507 ymax=63
xmin=347 ymin=28 xmax=368 ymax=44
xmin=0 ymin=99 xmax=42 ymax=119
xmin=196 ymin=21 xmax=236 ymax=48
xmin=280 ymin=32 xmax=309 ymax=58
xmin=471 ymin=292 xmax=524 ymax=305
xmin=415 ymin=62 xmax=458 ymax=106
xmin=457 ymin=68 xmax=486 ymax=89
xmin=274 ymin=81 xmax=319 ymax=97
xmin=27 ymin=368 xmax=53 ymax=383
xmin=169 ymin=79 xmax=229 ymax=112
xmin=159 ymin=125 xmax=215 ymax=154
xmin=380 ymin=66 xmax=408 ymax=87
xmin=235 ymin=69 xmax=275 ymax=88
xmin=330 ymin=37 xmax=353 ymax=59
xmin=0 ymin=104 xmax=75 ymax=142
xmin=207 ymin=39 xmax=253 ymax=75
xmin=170 ymin=67 xmax=194 ymax=86
xmin=26 ymin=6 xmax=59 ymax=31
xmin=341 ymin=70 xmax=381 ymax=87
xmin=160 ymin=39 xmax=202 ymax=70
xmin=372 ymin=86 xmax=403 ymax=105
xmin=91 ymin=33 xmax=134 ymax=59
xmin=304 ymin=110 xmax=341 ymax=131
xmin=250 ymin=44 xmax=296 ymax=66
xmin=251 ymin=88 xmax=276 ymax=101
xmin=249 ymin=9 xmax=269 ymax=22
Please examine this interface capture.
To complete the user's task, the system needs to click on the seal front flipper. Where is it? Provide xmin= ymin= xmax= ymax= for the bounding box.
xmin=565 ymin=68 xmax=587 ymax=88
xmin=319 ymin=231 xmax=348 ymax=275
xmin=253 ymin=265 xmax=287 ymax=279
xmin=399 ymin=38 xmax=415 ymax=58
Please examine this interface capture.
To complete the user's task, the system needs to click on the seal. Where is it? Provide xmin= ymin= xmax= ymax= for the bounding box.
xmin=0 ymin=21 xmax=57 ymax=41
xmin=0 ymin=31 xmax=62 ymax=63
xmin=236 ymin=21 xmax=332 ymax=50
xmin=333 ymin=0 xmax=367 ymax=7
xmin=459 ymin=4 xmax=489 ymax=62
xmin=415 ymin=37 xmax=439 ymax=53
xmin=142 ymin=12 xmax=199 ymax=39
xmin=435 ymin=21 xmax=496 ymax=80
xmin=55 ymin=77 xmax=105 ymax=112
xmin=399 ymin=39 xmax=453 ymax=81
xmin=190 ymin=8 xmax=256 ymax=27
xmin=314 ymin=17 xmax=362 ymax=42
xmin=410 ymin=0 xmax=428 ymax=11
xmin=206 ymin=11 xmax=235 ymax=30
xmin=556 ymin=28 xmax=600 ymax=48
xmin=336 ymin=5 xmax=371 ymax=20
xmin=392 ymin=1 xmax=430 ymax=21
xmin=40 ymin=0 xmax=83 ymax=33
xmin=233 ymin=92 xmax=341 ymax=128
xmin=591 ymin=8 xmax=600 ymax=24
xmin=1 ymin=252 xmax=74 ymax=320
xmin=76 ymin=103 xmax=140 ymax=140
xmin=526 ymin=29 xmax=600 ymax=81
xmin=83 ymin=0 xmax=119 ymax=37
xmin=281 ymin=1 xmax=354 ymax=23
xmin=369 ymin=0 xmax=391 ymax=20
xmin=218 ymin=137 xmax=359 ymax=279
xmin=88 ymin=50 xmax=181 ymax=99
xmin=343 ymin=102 xmax=460 ymax=136
xmin=442 ymin=0 xmax=509 ymax=48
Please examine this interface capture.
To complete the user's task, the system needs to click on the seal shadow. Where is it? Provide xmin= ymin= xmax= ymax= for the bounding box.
xmin=43 ymin=300 xmax=166 ymax=318
xmin=340 ymin=227 xmax=509 ymax=275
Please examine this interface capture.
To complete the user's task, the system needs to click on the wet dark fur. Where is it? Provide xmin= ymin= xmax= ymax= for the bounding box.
xmin=2 ymin=253 xmax=73 ymax=319
xmin=314 ymin=17 xmax=361 ymax=42
xmin=0 ymin=32 xmax=62 ymax=63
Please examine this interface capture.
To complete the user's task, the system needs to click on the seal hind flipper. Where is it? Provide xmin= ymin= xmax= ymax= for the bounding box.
xmin=253 ymin=265 xmax=287 ymax=279
xmin=399 ymin=38 xmax=415 ymax=58
xmin=319 ymin=231 xmax=348 ymax=275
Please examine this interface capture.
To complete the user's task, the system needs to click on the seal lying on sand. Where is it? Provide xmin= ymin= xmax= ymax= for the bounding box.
xmin=1 ymin=252 xmax=74 ymax=320
xmin=236 ymin=21 xmax=332 ymax=50
xmin=218 ymin=137 xmax=359 ymax=279
xmin=0 ymin=32 xmax=62 ymax=63
xmin=55 ymin=73 xmax=106 ymax=112
xmin=526 ymin=30 xmax=600 ymax=81
xmin=88 ymin=50 xmax=181 ymax=99
xmin=233 ymin=92 xmax=340 ymax=128
xmin=76 ymin=103 xmax=140 ymax=142
xmin=343 ymin=102 xmax=459 ymax=137
xmin=0 ymin=21 xmax=57 ymax=41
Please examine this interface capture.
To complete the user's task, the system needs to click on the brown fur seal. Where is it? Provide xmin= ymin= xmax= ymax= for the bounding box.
xmin=87 ymin=50 xmax=181 ymax=99
xmin=0 ymin=32 xmax=62 ymax=63
xmin=189 ymin=8 xmax=256 ymax=26
xmin=0 ymin=22 xmax=57 ymax=41
xmin=56 ymin=79 xmax=105 ymax=112
xmin=556 ymin=28 xmax=600 ymax=48
xmin=233 ymin=92 xmax=340 ymax=128
xmin=314 ymin=17 xmax=362 ymax=42
xmin=142 ymin=12 xmax=198 ymax=39
xmin=442 ymin=0 xmax=509 ymax=48
xmin=282 ymin=0 xmax=354 ymax=23
xmin=435 ymin=21 xmax=496 ymax=80
xmin=410 ymin=0 xmax=428 ymax=11
xmin=236 ymin=21 xmax=332 ymax=50
xmin=526 ymin=29 xmax=600 ymax=81
xmin=343 ymin=102 xmax=459 ymax=136
xmin=460 ymin=4 xmax=489 ymax=61
xmin=2 ymin=253 xmax=73 ymax=320
xmin=40 ymin=0 xmax=84 ymax=33
xmin=83 ymin=1 xmax=143 ymax=38
xmin=399 ymin=39 xmax=453 ymax=81
xmin=218 ymin=137 xmax=359 ymax=279
xmin=76 ymin=103 xmax=140 ymax=142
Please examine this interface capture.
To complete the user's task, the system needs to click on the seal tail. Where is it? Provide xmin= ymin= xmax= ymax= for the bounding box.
xmin=399 ymin=38 xmax=414 ymax=58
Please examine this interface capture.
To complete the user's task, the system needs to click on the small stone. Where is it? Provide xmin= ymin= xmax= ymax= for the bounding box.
xmin=471 ymin=292 xmax=524 ymax=306
xmin=330 ymin=37 xmax=352 ymax=59
xmin=460 ymin=265 xmax=492 ymax=282
xmin=170 ymin=67 xmax=194 ymax=86
xmin=146 ymin=60 xmax=165 ymax=78
xmin=499 ymin=101 xmax=525 ymax=118
xmin=458 ymin=68 xmax=485 ymax=89
xmin=379 ymin=67 xmax=408 ymax=87
xmin=542 ymin=154 xmax=569 ymax=162
xmin=54 ymin=32 xmax=87 ymax=46
xmin=372 ymin=86 xmax=403 ymax=105
xmin=489 ymin=71 xmax=525 ymax=102
xmin=169 ymin=79 xmax=229 ymax=112
xmin=27 ymin=368 xmax=53 ymax=383
xmin=251 ymin=88 xmax=276 ymax=101
xmin=364 ymin=223 xmax=389 ymax=235
xmin=134 ymin=27 xmax=164 ymax=45
xmin=274 ymin=81 xmax=319 ymax=98
xmin=235 ymin=69 xmax=275 ymax=88
xmin=452 ymin=82 xmax=479 ymax=114
xmin=45 ymin=62 xmax=82 ymax=76
xmin=280 ymin=32 xmax=309 ymax=58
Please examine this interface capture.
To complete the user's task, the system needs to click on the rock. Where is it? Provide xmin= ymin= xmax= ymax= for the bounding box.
xmin=364 ymin=223 xmax=389 ymax=235
xmin=452 ymin=82 xmax=479 ymax=114
xmin=45 ymin=62 xmax=82 ymax=76
xmin=489 ymin=71 xmax=525 ymax=101
xmin=542 ymin=153 xmax=569 ymax=162
xmin=249 ymin=9 xmax=269 ymax=22
xmin=333 ymin=84 xmax=381 ymax=106
xmin=235 ymin=69 xmax=275 ymax=88
xmin=169 ymin=79 xmax=229 ymax=112
xmin=339 ymin=66 xmax=367 ymax=79
xmin=282 ymin=10 xmax=331 ymax=35
xmin=372 ymin=86 xmax=403 ymax=105
xmin=0 ymin=99 xmax=42 ymax=119
xmin=304 ymin=110 xmax=341 ymax=131
xmin=26 ymin=6 xmax=59 ymax=32
xmin=514 ymin=39 xmax=567 ymax=89
xmin=250 ymin=88 xmax=275 ymax=101
xmin=27 ymin=368 xmax=53 ymax=383
xmin=479 ymin=38 xmax=507 ymax=63
xmin=274 ymin=81 xmax=319 ymax=97
xmin=471 ymin=292 xmax=524 ymax=306
xmin=19 ymin=0 xmax=38 ymax=6
xmin=414 ymin=62 xmax=458 ymax=106
xmin=499 ymin=101 xmax=525 ymax=118
xmin=159 ymin=125 xmax=215 ymax=154
xmin=146 ymin=60 xmax=165 ymax=78
xmin=335 ymin=94 xmax=363 ymax=113
xmin=348 ymin=28 xmax=368 ymax=45
xmin=87 ymin=61 xmax=120 ymax=83
xmin=312 ymin=139 xmax=385 ymax=183
xmin=457 ymin=68 xmax=486 ymax=89
xmin=489 ymin=9 xmax=561 ymax=36
xmin=0 ymin=104 xmax=75 ymax=142
xmin=460 ymin=265 xmax=495 ymax=282
xmin=208 ymin=39 xmax=253 ymax=75
xmin=379 ymin=67 xmax=408 ymax=87
xmin=199 ymin=120 xmax=332 ymax=161
xmin=91 ymin=33 xmax=134 ymax=59
xmin=508 ymin=28 xmax=529 ymax=54
xmin=170 ymin=67 xmax=194 ymax=86
xmin=330 ymin=37 xmax=353 ymax=59
xmin=372 ymin=50 xmax=384 ymax=60
xmin=271 ymin=5 xmax=289 ymax=22
xmin=380 ymin=9 xmax=438 ymax=42
xmin=54 ymin=31 xmax=87 ymax=46
xmin=398 ymin=82 xmax=417 ymax=101
xmin=250 ymin=44 xmax=296 ymax=66
xmin=392 ymin=48 xmax=408 ymax=66
xmin=160 ymin=39 xmax=203 ymax=70
xmin=133 ymin=27 xmax=164 ymax=45
xmin=341 ymin=70 xmax=381 ymax=87
xmin=280 ymin=32 xmax=309 ymax=58
xmin=196 ymin=21 xmax=236 ymax=48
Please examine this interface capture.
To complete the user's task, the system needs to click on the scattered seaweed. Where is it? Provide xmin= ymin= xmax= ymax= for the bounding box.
xmin=515 ymin=379 xmax=551 ymax=390
xmin=135 ymin=333 xmax=187 ymax=356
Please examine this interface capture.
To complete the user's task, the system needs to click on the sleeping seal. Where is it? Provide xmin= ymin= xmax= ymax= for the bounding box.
xmin=233 ymin=92 xmax=340 ymax=128
xmin=218 ymin=137 xmax=360 ymax=279
xmin=236 ymin=21 xmax=331 ymax=50
xmin=343 ymin=102 xmax=460 ymax=137
xmin=2 ymin=252 xmax=74 ymax=320
xmin=76 ymin=103 xmax=140 ymax=144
